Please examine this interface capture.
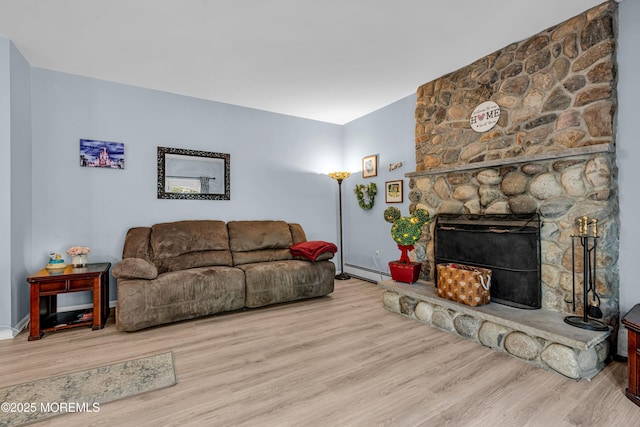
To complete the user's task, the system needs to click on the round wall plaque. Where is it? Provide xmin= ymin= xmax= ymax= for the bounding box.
xmin=470 ymin=101 xmax=501 ymax=132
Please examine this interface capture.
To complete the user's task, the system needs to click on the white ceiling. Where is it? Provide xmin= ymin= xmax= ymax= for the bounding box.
xmin=0 ymin=0 xmax=606 ymax=124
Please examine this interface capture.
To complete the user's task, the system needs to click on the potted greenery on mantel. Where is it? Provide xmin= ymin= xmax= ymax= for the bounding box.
xmin=383 ymin=207 xmax=430 ymax=283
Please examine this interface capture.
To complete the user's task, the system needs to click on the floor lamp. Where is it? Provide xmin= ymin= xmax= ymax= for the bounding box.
xmin=329 ymin=171 xmax=351 ymax=280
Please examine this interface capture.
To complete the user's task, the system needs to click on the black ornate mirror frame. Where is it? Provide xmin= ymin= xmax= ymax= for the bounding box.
xmin=157 ymin=147 xmax=230 ymax=200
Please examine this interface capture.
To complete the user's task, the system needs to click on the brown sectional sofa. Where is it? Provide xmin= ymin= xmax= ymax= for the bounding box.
xmin=113 ymin=220 xmax=335 ymax=331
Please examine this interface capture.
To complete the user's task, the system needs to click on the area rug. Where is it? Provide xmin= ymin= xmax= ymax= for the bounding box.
xmin=0 ymin=352 xmax=176 ymax=427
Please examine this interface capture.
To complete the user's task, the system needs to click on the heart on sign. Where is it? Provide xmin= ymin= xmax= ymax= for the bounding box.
xmin=477 ymin=113 xmax=486 ymax=121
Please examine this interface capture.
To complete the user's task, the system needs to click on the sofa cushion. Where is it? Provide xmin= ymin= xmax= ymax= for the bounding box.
xmin=122 ymin=227 xmax=153 ymax=260
xmin=240 ymin=260 xmax=335 ymax=308
xmin=232 ymin=248 xmax=293 ymax=266
xmin=289 ymin=223 xmax=307 ymax=245
xmin=147 ymin=220 xmax=233 ymax=273
xmin=113 ymin=257 xmax=158 ymax=280
xmin=310 ymin=252 xmax=335 ymax=262
xmin=228 ymin=220 xmax=293 ymax=251
xmin=116 ymin=266 xmax=245 ymax=332
xmin=155 ymin=250 xmax=234 ymax=274
xmin=150 ymin=219 xmax=230 ymax=259
xmin=228 ymin=221 xmax=294 ymax=265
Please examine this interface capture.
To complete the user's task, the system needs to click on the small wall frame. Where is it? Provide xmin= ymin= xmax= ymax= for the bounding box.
xmin=385 ymin=179 xmax=403 ymax=203
xmin=362 ymin=155 xmax=378 ymax=178
xmin=80 ymin=139 xmax=125 ymax=169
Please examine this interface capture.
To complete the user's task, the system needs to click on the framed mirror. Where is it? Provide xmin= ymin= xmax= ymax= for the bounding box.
xmin=157 ymin=147 xmax=230 ymax=200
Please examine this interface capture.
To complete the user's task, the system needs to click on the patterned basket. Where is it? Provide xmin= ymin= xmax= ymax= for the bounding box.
xmin=436 ymin=263 xmax=492 ymax=307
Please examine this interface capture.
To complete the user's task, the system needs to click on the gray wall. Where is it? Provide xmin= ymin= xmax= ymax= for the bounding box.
xmin=616 ymin=0 xmax=640 ymax=337
xmin=0 ymin=39 xmax=31 ymax=338
xmin=26 ymin=68 xmax=343 ymax=311
xmin=0 ymin=38 xmax=11 ymax=336
xmin=9 ymin=42 xmax=31 ymax=328
xmin=342 ymin=95 xmax=417 ymax=279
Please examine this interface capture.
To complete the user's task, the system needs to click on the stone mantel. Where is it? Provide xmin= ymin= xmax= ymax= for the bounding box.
xmin=406 ymin=143 xmax=614 ymax=177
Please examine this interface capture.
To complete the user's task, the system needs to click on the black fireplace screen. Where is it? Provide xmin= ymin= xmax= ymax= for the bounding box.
xmin=434 ymin=213 xmax=541 ymax=309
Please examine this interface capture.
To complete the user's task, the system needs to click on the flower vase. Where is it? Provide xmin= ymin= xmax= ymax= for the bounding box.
xmin=71 ymin=254 xmax=88 ymax=267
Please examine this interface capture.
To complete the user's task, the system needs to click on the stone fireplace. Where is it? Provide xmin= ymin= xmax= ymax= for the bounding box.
xmin=410 ymin=1 xmax=619 ymax=326
xmin=434 ymin=213 xmax=542 ymax=309
xmin=380 ymin=2 xmax=619 ymax=379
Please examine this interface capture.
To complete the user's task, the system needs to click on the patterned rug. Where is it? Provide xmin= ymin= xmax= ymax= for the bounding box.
xmin=0 ymin=352 xmax=176 ymax=427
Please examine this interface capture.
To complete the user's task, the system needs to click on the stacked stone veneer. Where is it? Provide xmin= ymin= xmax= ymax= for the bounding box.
xmin=407 ymin=2 xmax=620 ymax=328
xmin=381 ymin=283 xmax=609 ymax=380
xmin=414 ymin=1 xmax=617 ymax=169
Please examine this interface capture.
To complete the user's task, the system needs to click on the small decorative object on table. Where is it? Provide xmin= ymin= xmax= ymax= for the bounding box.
xmin=67 ymin=246 xmax=90 ymax=267
xmin=45 ymin=252 xmax=67 ymax=271
xmin=383 ymin=207 xmax=429 ymax=283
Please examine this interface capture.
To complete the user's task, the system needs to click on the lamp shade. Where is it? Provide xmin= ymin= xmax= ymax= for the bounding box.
xmin=328 ymin=171 xmax=351 ymax=182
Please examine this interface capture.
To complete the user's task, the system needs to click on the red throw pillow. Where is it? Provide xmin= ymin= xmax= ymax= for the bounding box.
xmin=290 ymin=241 xmax=338 ymax=262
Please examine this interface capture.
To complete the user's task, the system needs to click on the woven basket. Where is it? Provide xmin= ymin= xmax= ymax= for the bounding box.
xmin=436 ymin=263 xmax=492 ymax=307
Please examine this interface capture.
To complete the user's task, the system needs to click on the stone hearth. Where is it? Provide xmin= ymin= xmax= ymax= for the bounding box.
xmin=380 ymin=280 xmax=610 ymax=380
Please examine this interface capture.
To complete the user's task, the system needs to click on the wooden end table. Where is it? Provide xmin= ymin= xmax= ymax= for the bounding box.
xmin=622 ymin=304 xmax=640 ymax=407
xmin=26 ymin=262 xmax=111 ymax=340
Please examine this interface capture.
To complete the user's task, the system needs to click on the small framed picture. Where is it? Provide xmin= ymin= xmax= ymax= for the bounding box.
xmin=362 ymin=155 xmax=378 ymax=178
xmin=385 ymin=180 xmax=403 ymax=203
xmin=80 ymin=139 xmax=125 ymax=169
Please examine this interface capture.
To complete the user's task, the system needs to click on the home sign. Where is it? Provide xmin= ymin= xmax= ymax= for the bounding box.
xmin=470 ymin=101 xmax=501 ymax=133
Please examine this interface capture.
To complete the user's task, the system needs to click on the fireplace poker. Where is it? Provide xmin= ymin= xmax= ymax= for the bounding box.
xmin=564 ymin=216 xmax=607 ymax=331
xmin=571 ymin=234 xmax=576 ymax=312
xmin=587 ymin=224 xmax=603 ymax=319
xmin=582 ymin=235 xmax=589 ymax=324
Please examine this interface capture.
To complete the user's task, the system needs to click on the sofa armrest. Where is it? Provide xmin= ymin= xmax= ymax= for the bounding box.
xmin=113 ymin=257 xmax=158 ymax=280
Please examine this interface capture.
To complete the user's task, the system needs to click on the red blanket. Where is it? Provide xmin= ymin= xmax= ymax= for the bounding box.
xmin=290 ymin=241 xmax=338 ymax=261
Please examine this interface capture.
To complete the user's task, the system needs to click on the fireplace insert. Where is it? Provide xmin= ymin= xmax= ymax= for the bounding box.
xmin=434 ymin=213 xmax=541 ymax=309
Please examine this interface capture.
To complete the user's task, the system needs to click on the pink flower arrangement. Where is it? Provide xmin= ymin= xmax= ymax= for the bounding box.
xmin=67 ymin=246 xmax=91 ymax=256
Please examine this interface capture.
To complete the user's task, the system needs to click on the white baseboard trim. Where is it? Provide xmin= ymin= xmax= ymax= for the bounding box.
xmin=0 ymin=300 xmax=117 ymax=341
xmin=0 ymin=327 xmax=14 ymax=340
xmin=0 ymin=314 xmax=30 ymax=340
xmin=344 ymin=263 xmax=390 ymax=283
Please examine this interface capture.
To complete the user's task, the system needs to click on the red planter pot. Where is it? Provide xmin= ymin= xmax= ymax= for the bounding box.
xmin=389 ymin=261 xmax=421 ymax=284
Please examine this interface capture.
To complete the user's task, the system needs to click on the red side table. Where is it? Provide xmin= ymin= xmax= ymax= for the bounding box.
xmin=622 ymin=304 xmax=640 ymax=407
xmin=26 ymin=263 xmax=111 ymax=340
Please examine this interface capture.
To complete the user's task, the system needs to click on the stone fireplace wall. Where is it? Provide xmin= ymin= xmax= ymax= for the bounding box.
xmin=407 ymin=2 xmax=619 ymax=326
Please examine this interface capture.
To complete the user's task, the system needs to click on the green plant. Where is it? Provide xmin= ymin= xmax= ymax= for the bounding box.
xmin=383 ymin=207 xmax=429 ymax=263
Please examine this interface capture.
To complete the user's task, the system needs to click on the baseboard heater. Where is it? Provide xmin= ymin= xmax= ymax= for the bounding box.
xmin=344 ymin=263 xmax=391 ymax=283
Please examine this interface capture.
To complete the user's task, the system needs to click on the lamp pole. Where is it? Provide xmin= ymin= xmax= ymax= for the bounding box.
xmin=329 ymin=172 xmax=351 ymax=280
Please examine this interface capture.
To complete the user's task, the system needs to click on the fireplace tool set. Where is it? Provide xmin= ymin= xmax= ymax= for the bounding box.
xmin=564 ymin=216 xmax=609 ymax=331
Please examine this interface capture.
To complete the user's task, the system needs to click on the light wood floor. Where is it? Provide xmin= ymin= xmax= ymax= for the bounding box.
xmin=1 ymin=279 xmax=639 ymax=427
